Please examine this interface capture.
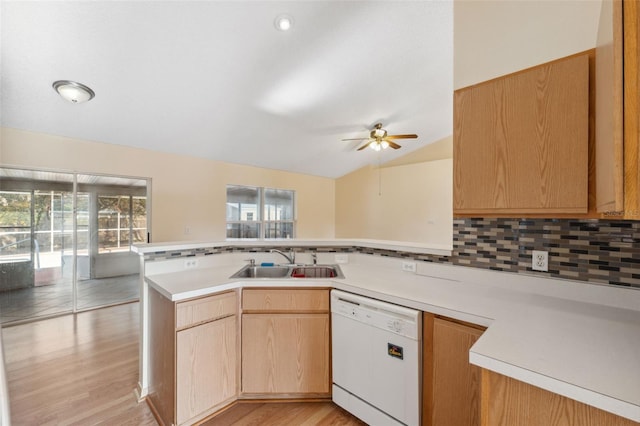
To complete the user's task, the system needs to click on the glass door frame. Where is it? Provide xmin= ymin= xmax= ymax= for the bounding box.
xmin=0 ymin=165 xmax=151 ymax=324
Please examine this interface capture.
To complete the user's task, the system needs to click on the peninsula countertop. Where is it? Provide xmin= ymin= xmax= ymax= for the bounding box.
xmin=145 ymin=254 xmax=640 ymax=423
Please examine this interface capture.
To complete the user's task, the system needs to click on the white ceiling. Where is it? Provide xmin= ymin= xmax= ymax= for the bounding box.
xmin=1 ymin=1 xmax=453 ymax=179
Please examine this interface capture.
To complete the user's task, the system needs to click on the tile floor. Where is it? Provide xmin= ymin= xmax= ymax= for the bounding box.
xmin=0 ymin=274 xmax=140 ymax=324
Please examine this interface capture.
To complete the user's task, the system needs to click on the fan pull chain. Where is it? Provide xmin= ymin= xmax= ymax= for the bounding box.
xmin=378 ymin=151 xmax=382 ymax=196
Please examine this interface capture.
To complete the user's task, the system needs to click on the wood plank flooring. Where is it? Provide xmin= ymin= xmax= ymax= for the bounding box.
xmin=2 ymin=302 xmax=367 ymax=426
xmin=200 ymin=401 xmax=367 ymax=426
xmin=2 ymin=302 xmax=156 ymax=425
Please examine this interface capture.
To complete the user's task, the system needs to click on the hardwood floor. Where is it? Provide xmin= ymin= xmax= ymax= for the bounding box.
xmin=0 ymin=274 xmax=139 ymax=325
xmin=200 ymin=401 xmax=367 ymax=426
xmin=2 ymin=302 xmax=156 ymax=425
xmin=2 ymin=303 xmax=366 ymax=426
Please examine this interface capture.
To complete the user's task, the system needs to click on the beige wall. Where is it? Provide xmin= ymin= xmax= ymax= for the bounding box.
xmin=335 ymin=158 xmax=453 ymax=246
xmin=0 ymin=127 xmax=335 ymax=242
xmin=454 ymin=0 xmax=602 ymax=89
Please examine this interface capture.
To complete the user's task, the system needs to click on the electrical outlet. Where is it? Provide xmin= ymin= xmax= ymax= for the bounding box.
xmin=184 ymin=258 xmax=198 ymax=269
xmin=402 ymin=261 xmax=417 ymax=273
xmin=532 ymin=250 xmax=548 ymax=272
xmin=335 ymin=254 xmax=349 ymax=264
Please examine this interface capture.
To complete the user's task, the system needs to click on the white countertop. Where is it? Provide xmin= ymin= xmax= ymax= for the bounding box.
xmin=145 ymin=254 xmax=640 ymax=422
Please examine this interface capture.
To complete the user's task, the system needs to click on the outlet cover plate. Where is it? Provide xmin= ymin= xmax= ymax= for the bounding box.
xmin=402 ymin=261 xmax=417 ymax=273
xmin=532 ymin=250 xmax=548 ymax=272
xmin=184 ymin=258 xmax=199 ymax=269
xmin=335 ymin=254 xmax=349 ymax=264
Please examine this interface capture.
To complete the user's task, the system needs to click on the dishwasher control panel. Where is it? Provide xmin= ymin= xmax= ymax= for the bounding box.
xmin=331 ymin=290 xmax=420 ymax=340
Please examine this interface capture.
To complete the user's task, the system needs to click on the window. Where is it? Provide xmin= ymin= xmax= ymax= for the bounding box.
xmin=226 ymin=185 xmax=295 ymax=239
xmin=97 ymin=195 xmax=147 ymax=253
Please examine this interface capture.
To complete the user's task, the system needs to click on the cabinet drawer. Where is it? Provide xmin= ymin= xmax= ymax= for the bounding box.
xmin=176 ymin=291 xmax=237 ymax=329
xmin=242 ymin=288 xmax=329 ymax=312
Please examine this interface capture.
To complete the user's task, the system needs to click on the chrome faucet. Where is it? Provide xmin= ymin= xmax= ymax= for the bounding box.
xmin=270 ymin=249 xmax=295 ymax=264
xmin=312 ymin=252 xmax=317 ymax=265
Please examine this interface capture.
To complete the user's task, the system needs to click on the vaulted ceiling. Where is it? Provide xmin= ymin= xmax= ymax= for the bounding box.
xmin=1 ymin=1 xmax=453 ymax=178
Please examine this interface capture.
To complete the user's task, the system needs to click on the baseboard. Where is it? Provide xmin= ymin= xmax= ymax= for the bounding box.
xmin=146 ymin=396 xmax=166 ymax=426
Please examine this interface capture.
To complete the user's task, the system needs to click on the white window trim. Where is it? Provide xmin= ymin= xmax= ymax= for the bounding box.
xmin=226 ymin=185 xmax=296 ymax=240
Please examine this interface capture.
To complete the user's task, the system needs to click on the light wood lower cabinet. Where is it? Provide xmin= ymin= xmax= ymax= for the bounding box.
xmin=148 ymin=288 xmax=238 ymax=426
xmin=240 ymin=288 xmax=330 ymax=398
xmin=176 ymin=315 xmax=236 ymax=425
xmin=423 ymin=314 xmax=486 ymax=426
xmin=481 ymin=370 xmax=640 ymax=426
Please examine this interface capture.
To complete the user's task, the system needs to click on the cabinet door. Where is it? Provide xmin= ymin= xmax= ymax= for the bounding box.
xmin=595 ymin=0 xmax=624 ymax=213
xmin=176 ymin=315 xmax=237 ymax=425
xmin=453 ymin=53 xmax=589 ymax=215
xmin=427 ymin=317 xmax=484 ymax=426
xmin=241 ymin=313 xmax=330 ymax=396
xmin=481 ymin=370 xmax=640 ymax=426
xmin=624 ymin=0 xmax=640 ymax=220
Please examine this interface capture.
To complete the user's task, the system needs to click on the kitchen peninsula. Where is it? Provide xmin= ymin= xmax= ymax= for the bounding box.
xmin=135 ymin=240 xmax=640 ymax=426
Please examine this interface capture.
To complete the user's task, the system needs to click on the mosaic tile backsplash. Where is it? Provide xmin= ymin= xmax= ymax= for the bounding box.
xmin=448 ymin=218 xmax=640 ymax=288
xmin=145 ymin=218 xmax=640 ymax=289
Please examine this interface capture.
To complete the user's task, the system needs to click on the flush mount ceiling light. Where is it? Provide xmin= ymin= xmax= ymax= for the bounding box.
xmin=52 ymin=80 xmax=95 ymax=104
xmin=274 ymin=14 xmax=294 ymax=31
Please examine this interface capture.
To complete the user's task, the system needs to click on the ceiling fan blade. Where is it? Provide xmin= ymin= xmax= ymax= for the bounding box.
xmin=385 ymin=134 xmax=418 ymax=139
xmin=342 ymin=137 xmax=370 ymax=141
xmin=387 ymin=141 xmax=402 ymax=149
xmin=357 ymin=141 xmax=372 ymax=151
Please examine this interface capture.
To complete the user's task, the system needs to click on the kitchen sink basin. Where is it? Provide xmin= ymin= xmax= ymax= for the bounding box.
xmin=230 ymin=264 xmax=344 ymax=279
xmin=230 ymin=265 xmax=291 ymax=278
xmin=290 ymin=266 xmax=344 ymax=279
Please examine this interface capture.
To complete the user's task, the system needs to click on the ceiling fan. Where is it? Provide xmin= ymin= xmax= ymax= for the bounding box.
xmin=342 ymin=123 xmax=418 ymax=151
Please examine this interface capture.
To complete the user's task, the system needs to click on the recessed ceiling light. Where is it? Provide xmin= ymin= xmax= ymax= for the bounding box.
xmin=274 ymin=14 xmax=293 ymax=31
xmin=52 ymin=80 xmax=95 ymax=104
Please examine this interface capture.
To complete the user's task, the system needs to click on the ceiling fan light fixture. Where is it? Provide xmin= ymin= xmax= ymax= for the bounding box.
xmin=52 ymin=80 xmax=95 ymax=104
xmin=274 ymin=14 xmax=293 ymax=31
xmin=380 ymin=140 xmax=389 ymax=150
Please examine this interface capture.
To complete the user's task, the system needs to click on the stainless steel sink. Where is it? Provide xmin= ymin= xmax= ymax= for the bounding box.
xmin=230 ymin=264 xmax=344 ymax=279
xmin=291 ymin=265 xmax=344 ymax=279
xmin=230 ymin=265 xmax=291 ymax=278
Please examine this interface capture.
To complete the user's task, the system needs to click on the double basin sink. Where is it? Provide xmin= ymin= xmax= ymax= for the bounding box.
xmin=230 ymin=264 xmax=344 ymax=279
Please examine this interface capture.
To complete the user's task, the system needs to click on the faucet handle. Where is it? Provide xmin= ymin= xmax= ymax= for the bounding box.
xmin=245 ymin=258 xmax=256 ymax=266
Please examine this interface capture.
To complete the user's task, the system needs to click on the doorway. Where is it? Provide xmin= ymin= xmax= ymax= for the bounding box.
xmin=0 ymin=168 xmax=150 ymax=324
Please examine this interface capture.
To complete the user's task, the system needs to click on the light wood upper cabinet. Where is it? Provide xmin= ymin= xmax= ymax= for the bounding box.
xmin=595 ymin=0 xmax=640 ymax=219
xmin=453 ymin=53 xmax=590 ymax=215
xmin=241 ymin=288 xmax=331 ymax=398
xmin=623 ymin=0 xmax=640 ymax=219
xmin=595 ymin=0 xmax=624 ymax=213
xmin=423 ymin=314 xmax=486 ymax=426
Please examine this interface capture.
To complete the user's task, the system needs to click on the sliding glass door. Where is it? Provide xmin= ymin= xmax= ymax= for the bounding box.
xmin=0 ymin=168 xmax=149 ymax=325
xmin=0 ymin=191 xmax=34 ymax=293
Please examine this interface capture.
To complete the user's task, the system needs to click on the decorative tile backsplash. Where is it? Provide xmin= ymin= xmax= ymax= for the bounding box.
xmin=145 ymin=218 xmax=640 ymax=289
xmin=447 ymin=218 xmax=640 ymax=288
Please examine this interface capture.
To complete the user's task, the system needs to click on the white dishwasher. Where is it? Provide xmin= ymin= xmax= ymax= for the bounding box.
xmin=331 ymin=289 xmax=421 ymax=426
